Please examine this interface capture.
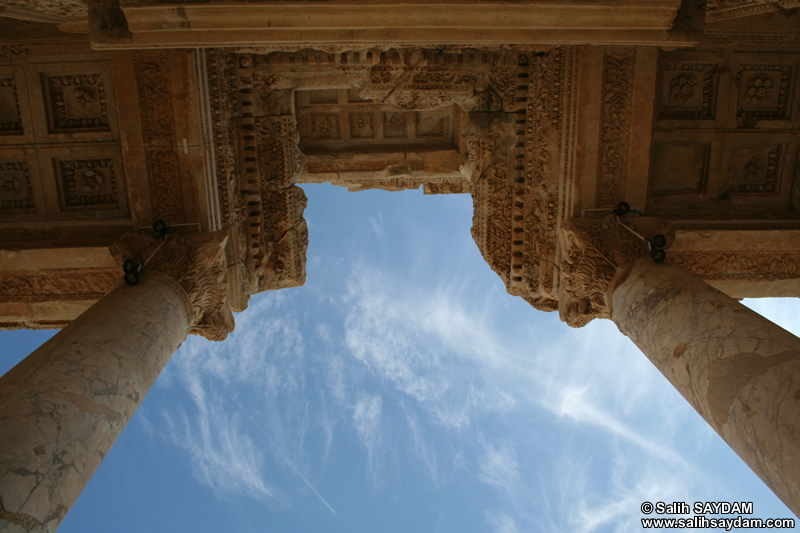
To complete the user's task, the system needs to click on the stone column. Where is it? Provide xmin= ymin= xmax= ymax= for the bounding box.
xmin=611 ymin=257 xmax=800 ymax=517
xmin=0 ymin=232 xmax=233 ymax=532
xmin=557 ymin=215 xmax=800 ymax=516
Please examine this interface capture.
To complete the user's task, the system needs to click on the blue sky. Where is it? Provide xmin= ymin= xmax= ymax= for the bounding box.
xmin=2 ymin=183 xmax=798 ymax=532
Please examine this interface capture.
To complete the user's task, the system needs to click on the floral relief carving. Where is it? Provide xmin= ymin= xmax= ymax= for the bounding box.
xmin=44 ymin=73 xmax=109 ymax=132
xmin=134 ymin=51 xmax=185 ymax=223
xmin=58 ymin=158 xmax=119 ymax=208
xmin=0 ymin=46 xmax=30 ymax=60
xmin=310 ymin=113 xmax=340 ymax=139
xmin=558 ymin=216 xmax=673 ymax=328
xmin=110 ymin=232 xmax=235 ymax=341
xmin=489 ymin=67 xmax=518 ymax=112
xmin=736 ymin=65 xmax=792 ymax=119
xmin=348 ymin=112 xmax=374 ymax=138
xmin=0 ymin=161 xmax=34 ymax=213
xmin=0 ymin=269 xmax=119 ymax=303
xmin=744 ymin=74 xmax=774 ymax=103
xmin=670 ymin=73 xmax=698 ymax=104
xmin=729 ymin=145 xmax=781 ymax=194
xmin=383 ymin=112 xmax=407 ymax=137
xmin=658 ymin=62 xmax=717 ymax=119
xmin=596 ymin=48 xmax=636 ymax=208
xmin=670 ymin=250 xmax=800 ymax=281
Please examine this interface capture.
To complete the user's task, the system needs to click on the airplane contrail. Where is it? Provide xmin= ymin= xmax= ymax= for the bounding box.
xmin=271 ymin=443 xmax=338 ymax=516
xmin=246 ymin=412 xmax=337 ymax=515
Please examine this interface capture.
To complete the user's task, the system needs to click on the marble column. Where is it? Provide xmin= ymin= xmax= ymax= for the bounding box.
xmin=557 ymin=215 xmax=800 ymax=516
xmin=0 ymin=232 xmax=233 ymax=532
xmin=611 ymin=257 xmax=800 ymax=517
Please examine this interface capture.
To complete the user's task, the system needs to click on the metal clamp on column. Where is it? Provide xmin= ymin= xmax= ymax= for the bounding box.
xmin=612 ymin=202 xmax=668 ymax=263
xmin=123 ymin=220 xmax=171 ymax=285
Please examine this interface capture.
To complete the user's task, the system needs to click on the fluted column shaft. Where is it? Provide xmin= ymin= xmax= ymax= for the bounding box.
xmin=611 ymin=257 xmax=800 ymax=516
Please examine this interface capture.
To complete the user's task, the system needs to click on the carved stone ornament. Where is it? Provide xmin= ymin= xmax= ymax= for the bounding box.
xmin=670 ymin=250 xmax=800 ymax=281
xmin=0 ymin=269 xmax=118 ymax=303
xmin=134 ymin=50 xmax=185 ymax=223
xmin=0 ymin=0 xmax=88 ymax=22
xmin=469 ymin=119 xmax=514 ymax=289
xmin=357 ymin=66 xmax=487 ymax=111
xmin=596 ymin=48 xmax=636 ymax=208
xmin=706 ymin=0 xmax=800 ymax=21
xmin=109 ymin=231 xmax=234 ymax=341
xmin=558 ymin=215 xmax=674 ymax=328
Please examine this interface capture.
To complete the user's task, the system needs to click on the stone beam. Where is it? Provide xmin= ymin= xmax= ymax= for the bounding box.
xmin=91 ymin=0 xmax=694 ymax=49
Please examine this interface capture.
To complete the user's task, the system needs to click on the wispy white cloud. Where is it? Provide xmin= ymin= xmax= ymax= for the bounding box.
xmin=478 ymin=441 xmax=520 ymax=499
xmin=352 ymin=393 xmax=384 ymax=483
xmin=369 ymin=211 xmax=384 ymax=239
xmin=337 ymin=260 xmax=737 ymax=533
xmin=162 ymin=365 xmax=275 ymax=499
xmin=404 ymin=406 xmax=439 ymax=486
xmin=156 ymin=294 xmax=310 ymax=502
xmin=485 ymin=511 xmax=519 ymax=533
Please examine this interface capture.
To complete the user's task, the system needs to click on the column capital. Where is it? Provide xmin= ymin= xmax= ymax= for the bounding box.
xmin=558 ymin=214 xmax=673 ymax=328
xmin=109 ymin=231 xmax=234 ymax=341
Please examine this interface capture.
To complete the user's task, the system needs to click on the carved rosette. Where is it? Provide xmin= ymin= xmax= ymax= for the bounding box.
xmin=109 ymin=232 xmax=234 ymax=341
xmin=558 ymin=216 xmax=673 ymax=328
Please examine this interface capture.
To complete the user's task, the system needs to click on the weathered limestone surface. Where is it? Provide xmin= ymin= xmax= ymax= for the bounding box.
xmin=0 ymin=271 xmax=191 ymax=532
xmin=0 ymin=230 xmax=233 ymax=531
xmin=612 ymin=257 xmax=800 ymax=516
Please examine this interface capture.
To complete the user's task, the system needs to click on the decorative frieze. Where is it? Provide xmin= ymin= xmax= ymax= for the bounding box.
xmin=255 ymin=116 xmax=306 ymax=191
xmin=134 ymin=50 xmax=185 ymax=223
xmin=706 ymin=0 xmax=800 ymax=21
xmin=469 ymin=119 xmax=514 ymax=288
xmin=0 ymin=46 xmax=30 ymax=60
xmin=0 ymin=269 xmax=118 ymax=303
xmin=670 ymin=250 xmax=800 ymax=281
xmin=596 ymin=48 xmax=636 ymax=208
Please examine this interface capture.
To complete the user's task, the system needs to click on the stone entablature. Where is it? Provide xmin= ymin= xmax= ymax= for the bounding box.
xmin=101 ymin=1 xmax=691 ymax=49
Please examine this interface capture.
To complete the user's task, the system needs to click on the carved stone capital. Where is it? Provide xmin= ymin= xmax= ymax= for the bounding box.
xmin=558 ymin=215 xmax=673 ymax=328
xmin=109 ymin=231 xmax=234 ymax=341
